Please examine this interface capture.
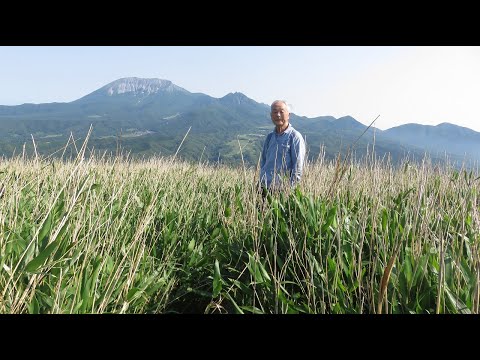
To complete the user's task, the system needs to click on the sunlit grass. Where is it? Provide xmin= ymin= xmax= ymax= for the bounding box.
xmin=0 ymin=148 xmax=478 ymax=313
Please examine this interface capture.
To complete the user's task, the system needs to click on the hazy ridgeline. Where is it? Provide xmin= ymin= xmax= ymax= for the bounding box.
xmin=0 ymin=149 xmax=479 ymax=314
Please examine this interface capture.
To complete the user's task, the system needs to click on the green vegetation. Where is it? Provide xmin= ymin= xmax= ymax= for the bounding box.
xmin=0 ymin=144 xmax=479 ymax=313
xmin=2 ymin=84 xmax=476 ymax=167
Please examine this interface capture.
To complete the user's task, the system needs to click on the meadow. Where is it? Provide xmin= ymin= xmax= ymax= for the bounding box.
xmin=0 ymin=142 xmax=479 ymax=314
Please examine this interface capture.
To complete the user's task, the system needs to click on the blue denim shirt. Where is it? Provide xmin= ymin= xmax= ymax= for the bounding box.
xmin=259 ymin=124 xmax=306 ymax=189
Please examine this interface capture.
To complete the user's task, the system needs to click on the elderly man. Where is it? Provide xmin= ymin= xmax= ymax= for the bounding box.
xmin=259 ymin=100 xmax=306 ymax=194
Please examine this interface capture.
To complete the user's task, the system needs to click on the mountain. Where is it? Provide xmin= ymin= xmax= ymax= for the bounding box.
xmin=384 ymin=123 xmax=480 ymax=161
xmin=80 ymin=78 xmax=190 ymax=99
xmin=0 ymin=77 xmax=477 ymax=166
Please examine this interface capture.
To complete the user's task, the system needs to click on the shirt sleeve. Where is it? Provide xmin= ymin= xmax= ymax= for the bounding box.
xmin=260 ymin=133 xmax=271 ymax=169
xmin=290 ymin=132 xmax=306 ymax=186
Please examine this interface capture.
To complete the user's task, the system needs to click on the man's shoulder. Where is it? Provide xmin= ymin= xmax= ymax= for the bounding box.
xmin=263 ymin=131 xmax=274 ymax=146
xmin=265 ymin=131 xmax=274 ymax=139
xmin=289 ymin=126 xmax=304 ymax=140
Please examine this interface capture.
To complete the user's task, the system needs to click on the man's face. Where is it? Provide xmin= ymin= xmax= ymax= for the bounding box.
xmin=270 ymin=102 xmax=289 ymax=128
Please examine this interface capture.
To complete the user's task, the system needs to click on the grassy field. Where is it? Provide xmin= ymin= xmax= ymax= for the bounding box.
xmin=0 ymin=144 xmax=479 ymax=313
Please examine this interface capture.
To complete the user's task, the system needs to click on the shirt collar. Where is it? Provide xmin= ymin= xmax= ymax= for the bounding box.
xmin=275 ymin=123 xmax=292 ymax=135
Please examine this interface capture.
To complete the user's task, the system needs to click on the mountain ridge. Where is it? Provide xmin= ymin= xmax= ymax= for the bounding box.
xmin=0 ymin=77 xmax=478 ymax=166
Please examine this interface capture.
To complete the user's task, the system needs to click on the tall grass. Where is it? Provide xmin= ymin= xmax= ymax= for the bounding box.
xmin=0 ymin=150 xmax=478 ymax=313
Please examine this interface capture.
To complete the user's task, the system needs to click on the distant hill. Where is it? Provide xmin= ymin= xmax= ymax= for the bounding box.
xmin=383 ymin=123 xmax=480 ymax=161
xmin=0 ymin=77 xmax=477 ymax=166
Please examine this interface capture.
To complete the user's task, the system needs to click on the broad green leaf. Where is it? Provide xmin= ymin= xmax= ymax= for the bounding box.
xmin=247 ymin=253 xmax=268 ymax=284
xmin=127 ymin=287 xmax=142 ymax=302
xmin=211 ymin=227 xmax=220 ymax=239
xmin=322 ymin=205 xmax=337 ymax=232
xmin=381 ymin=208 xmax=388 ymax=233
xmin=221 ymin=226 xmax=228 ymax=242
xmin=90 ymin=183 xmax=101 ymax=191
xmin=81 ymin=275 xmax=93 ymax=313
xmin=232 ymin=279 xmax=252 ymax=295
xmin=38 ymin=212 xmax=53 ymax=251
xmin=51 ymin=219 xmax=70 ymax=246
xmin=223 ymin=292 xmax=244 ymax=314
xmin=106 ymin=256 xmax=114 ymax=274
xmin=240 ymin=305 xmax=264 ymax=314
xmin=258 ymin=260 xmax=271 ymax=283
xmin=213 ymin=259 xmax=222 ymax=297
xmin=25 ymin=240 xmax=59 ymax=273
xmin=412 ymin=254 xmax=428 ymax=286
xmin=444 ymin=286 xmax=471 ymax=314
xmin=72 ymin=299 xmax=84 ymax=314
xmin=327 ymin=257 xmax=336 ymax=274
xmin=404 ymin=254 xmax=413 ymax=285
xmin=28 ymin=296 xmax=40 ymax=314
xmin=91 ymin=257 xmax=103 ymax=289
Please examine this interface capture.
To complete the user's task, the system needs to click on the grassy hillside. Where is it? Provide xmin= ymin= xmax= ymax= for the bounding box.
xmin=2 ymin=77 xmax=476 ymax=167
xmin=0 ymin=148 xmax=478 ymax=314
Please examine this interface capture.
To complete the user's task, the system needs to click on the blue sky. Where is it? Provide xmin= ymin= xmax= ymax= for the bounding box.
xmin=1 ymin=46 xmax=480 ymax=132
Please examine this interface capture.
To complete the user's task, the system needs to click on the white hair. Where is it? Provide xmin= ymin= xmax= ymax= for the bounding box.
xmin=271 ymin=100 xmax=290 ymax=113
